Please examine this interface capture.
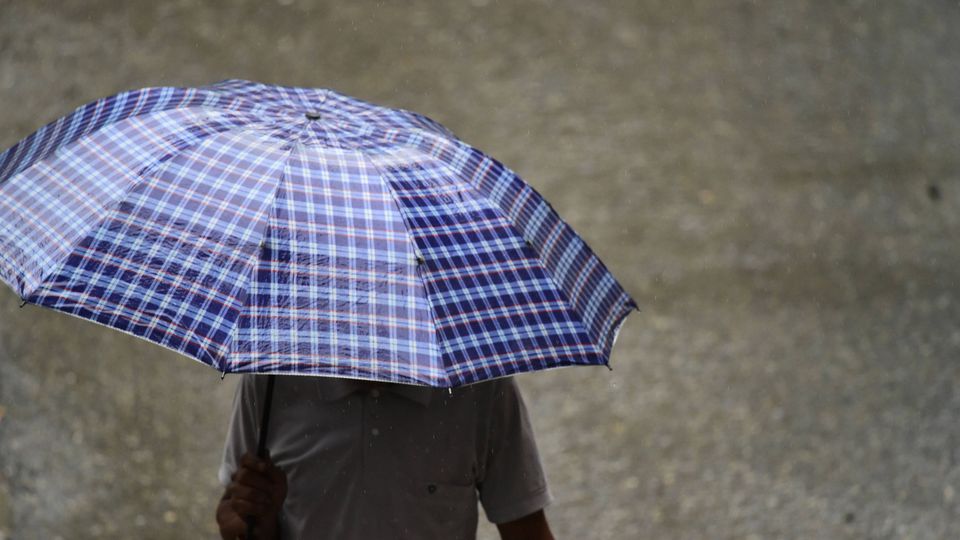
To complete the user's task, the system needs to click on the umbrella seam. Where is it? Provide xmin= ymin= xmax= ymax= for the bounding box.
xmin=0 ymin=85 xmax=290 ymax=185
xmin=219 ymin=118 xmax=318 ymax=373
xmin=3 ymin=107 xmax=259 ymax=297
xmin=21 ymin=118 xmax=277 ymax=301
xmin=210 ymin=79 xmax=330 ymax=114
xmin=317 ymin=137 xmax=450 ymax=387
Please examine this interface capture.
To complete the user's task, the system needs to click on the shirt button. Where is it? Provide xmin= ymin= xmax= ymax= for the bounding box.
xmin=371 ymin=428 xmax=380 ymax=436
xmin=370 ymin=389 xmax=380 ymax=398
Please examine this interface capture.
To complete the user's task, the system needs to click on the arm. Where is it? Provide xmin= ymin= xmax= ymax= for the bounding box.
xmin=478 ymin=379 xmax=555 ymax=535
xmin=496 ymin=509 xmax=555 ymax=540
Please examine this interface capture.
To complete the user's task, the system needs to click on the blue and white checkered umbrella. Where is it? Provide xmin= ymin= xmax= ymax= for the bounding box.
xmin=0 ymin=79 xmax=637 ymax=388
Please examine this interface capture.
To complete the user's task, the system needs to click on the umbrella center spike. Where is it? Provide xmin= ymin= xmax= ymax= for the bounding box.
xmin=305 ymin=111 xmax=322 ymax=120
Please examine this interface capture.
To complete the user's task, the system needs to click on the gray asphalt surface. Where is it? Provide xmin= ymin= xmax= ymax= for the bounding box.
xmin=1 ymin=1 xmax=959 ymax=538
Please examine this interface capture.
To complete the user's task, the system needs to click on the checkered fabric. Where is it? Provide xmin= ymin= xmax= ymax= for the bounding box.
xmin=0 ymin=80 xmax=637 ymax=386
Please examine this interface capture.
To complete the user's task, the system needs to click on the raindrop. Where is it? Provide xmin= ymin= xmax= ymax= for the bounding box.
xmin=927 ymin=184 xmax=941 ymax=201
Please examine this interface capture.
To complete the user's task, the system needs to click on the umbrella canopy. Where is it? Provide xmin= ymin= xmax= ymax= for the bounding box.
xmin=0 ymin=79 xmax=637 ymax=387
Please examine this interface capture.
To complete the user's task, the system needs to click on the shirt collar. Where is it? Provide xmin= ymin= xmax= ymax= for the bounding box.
xmin=316 ymin=377 xmax=434 ymax=406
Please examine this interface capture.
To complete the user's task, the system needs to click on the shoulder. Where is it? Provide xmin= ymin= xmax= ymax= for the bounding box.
xmin=469 ymin=377 xmax=531 ymax=434
xmin=482 ymin=377 xmax=525 ymax=412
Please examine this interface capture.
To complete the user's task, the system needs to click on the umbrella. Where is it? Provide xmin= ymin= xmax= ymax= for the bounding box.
xmin=0 ymin=79 xmax=638 ymax=534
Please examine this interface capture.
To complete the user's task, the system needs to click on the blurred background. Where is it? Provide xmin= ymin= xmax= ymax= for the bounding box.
xmin=1 ymin=0 xmax=958 ymax=538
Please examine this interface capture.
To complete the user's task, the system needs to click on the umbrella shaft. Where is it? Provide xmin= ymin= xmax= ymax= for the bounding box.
xmin=256 ymin=374 xmax=276 ymax=458
xmin=246 ymin=374 xmax=277 ymax=539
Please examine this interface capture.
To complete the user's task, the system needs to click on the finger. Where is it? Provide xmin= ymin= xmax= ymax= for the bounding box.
xmin=231 ymin=495 xmax=268 ymax=514
xmin=240 ymin=452 xmax=264 ymax=469
xmin=227 ymin=484 xmax=272 ymax=506
xmin=241 ymin=452 xmax=271 ymax=473
xmin=229 ymin=498 xmax=270 ymax=519
xmin=230 ymin=454 xmax=256 ymax=482
xmin=234 ymin=468 xmax=275 ymax=492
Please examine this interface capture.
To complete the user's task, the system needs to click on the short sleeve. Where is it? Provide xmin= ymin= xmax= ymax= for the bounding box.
xmin=218 ymin=375 xmax=261 ymax=487
xmin=477 ymin=378 xmax=554 ymax=524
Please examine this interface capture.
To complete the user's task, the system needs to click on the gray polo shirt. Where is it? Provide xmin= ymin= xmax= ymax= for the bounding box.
xmin=219 ymin=375 xmax=553 ymax=539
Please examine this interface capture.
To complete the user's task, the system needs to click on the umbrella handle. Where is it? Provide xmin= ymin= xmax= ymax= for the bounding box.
xmin=245 ymin=374 xmax=277 ymax=539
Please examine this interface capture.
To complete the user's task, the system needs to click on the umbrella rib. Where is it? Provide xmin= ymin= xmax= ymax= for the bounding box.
xmin=392 ymin=135 xmax=620 ymax=360
xmin=392 ymin=128 xmax=638 ymax=359
xmin=430 ymin=155 xmax=606 ymax=358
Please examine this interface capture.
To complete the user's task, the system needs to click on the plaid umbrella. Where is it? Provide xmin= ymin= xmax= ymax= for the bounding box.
xmin=2 ymin=79 xmax=638 ymax=537
xmin=0 ymin=79 xmax=637 ymax=386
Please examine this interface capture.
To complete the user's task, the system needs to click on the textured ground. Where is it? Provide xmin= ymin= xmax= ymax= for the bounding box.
xmin=1 ymin=1 xmax=959 ymax=538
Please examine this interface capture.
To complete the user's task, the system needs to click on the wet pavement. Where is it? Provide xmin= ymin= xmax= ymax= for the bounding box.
xmin=1 ymin=1 xmax=959 ymax=538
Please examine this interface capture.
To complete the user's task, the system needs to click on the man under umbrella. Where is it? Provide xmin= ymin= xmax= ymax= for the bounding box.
xmin=215 ymin=375 xmax=555 ymax=539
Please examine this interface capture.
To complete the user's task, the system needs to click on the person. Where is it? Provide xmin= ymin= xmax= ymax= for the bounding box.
xmin=216 ymin=374 xmax=556 ymax=539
